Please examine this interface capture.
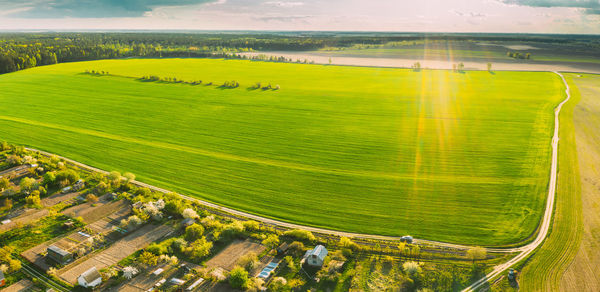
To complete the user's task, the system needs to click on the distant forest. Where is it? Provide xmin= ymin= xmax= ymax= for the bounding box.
xmin=1 ymin=32 xmax=599 ymax=74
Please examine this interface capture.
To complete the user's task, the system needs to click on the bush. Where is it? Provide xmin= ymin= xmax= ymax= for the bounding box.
xmin=86 ymin=194 xmax=98 ymax=203
xmin=237 ymin=252 xmax=259 ymax=272
xmin=229 ymin=266 xmax=250 ymax=290
xmin=25 ymin=193 xmax=41 ymax=208
xmin=184 ymin=237 xmax=213 ymax=261
xmin=283 ymin=229 xmax=315 ymax=242
xmin=185 ymin=224 xmax=205 ymax=242
xmin=288 ymin=241 xmax=306 ymax=257
xmin=55 ymin=169 xmax=79 ymax=185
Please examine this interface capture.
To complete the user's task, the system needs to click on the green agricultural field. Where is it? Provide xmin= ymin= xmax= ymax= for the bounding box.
xmin=0 ymin=59 xmax=563 ymax=244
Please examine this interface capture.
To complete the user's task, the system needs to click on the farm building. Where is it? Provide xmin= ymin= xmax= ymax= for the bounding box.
xmin=78 ymin=266 xmax=102 ymax=288
xmin=304 ymin=245 xmax=328 ymax=267
xmin=47 ymin=245 xmax=73 ymax=265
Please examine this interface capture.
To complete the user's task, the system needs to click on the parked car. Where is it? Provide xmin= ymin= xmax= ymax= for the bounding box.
xmin=400 ymin=235 xmax=413 ymax=243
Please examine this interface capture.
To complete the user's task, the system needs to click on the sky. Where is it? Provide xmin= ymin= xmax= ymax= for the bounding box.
xmin=0 ymin=0 xmax=599 ymax=34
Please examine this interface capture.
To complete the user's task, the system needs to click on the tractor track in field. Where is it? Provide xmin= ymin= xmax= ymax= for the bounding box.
xmin=20 ymin=71 xmax=570 ymax=291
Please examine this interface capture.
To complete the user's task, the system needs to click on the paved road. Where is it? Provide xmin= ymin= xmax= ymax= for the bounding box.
xmin=462 ymin=72 xmax=572 ymax=291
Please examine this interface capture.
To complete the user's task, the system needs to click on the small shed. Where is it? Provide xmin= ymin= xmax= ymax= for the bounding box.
xmin=277 ymin=242 xmax=289 ymax=255
xmin=47 ymin=245 xmax=73 ymax=265
xmin=73 ymin=179 xmax=85 ymax=191
xmin=78 ymin=266 xmax=102 ymax=288
xmin=182 ymin=218 xmax=196 ymax=227
xmin=304 ymin=245 xmax=328 ymax=267
xmin=170 ymin=278 xmax=186 ymax=285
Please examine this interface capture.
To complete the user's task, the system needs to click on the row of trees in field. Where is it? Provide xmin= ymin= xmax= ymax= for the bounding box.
xmin=137 ymin=74 xmax=279 ymax=90
xmin=507 ymin=51 xmax=532 ymax=59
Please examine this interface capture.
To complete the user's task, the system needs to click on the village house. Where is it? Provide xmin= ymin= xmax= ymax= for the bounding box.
xmin=78 ymin=266 xmax=102 ymax=288
xmin=304 ymin=245 xmax=328 ymax=267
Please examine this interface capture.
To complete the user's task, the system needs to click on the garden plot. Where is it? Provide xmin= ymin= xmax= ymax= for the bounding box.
xmin=58 ymin=223 xmax=174 ymax=284
xmin=21 ymin=230 xmax=91 ymax=270
xmin=205 ymin=239 xmax=265 ymax=272
xmin=61 ymin=195 xmax=128 ymax=223
xmin=0 ymin=208 xmax=49 ymax=232
xmin=41 ymin=191 xmax=81 ymax=207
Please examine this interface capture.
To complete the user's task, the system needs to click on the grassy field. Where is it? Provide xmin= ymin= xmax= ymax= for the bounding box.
xmin=0 ymin=59 xmax=563 ymax=244
xmin=517 ymin=73 xmax=583 ymax=291
xmin=558 ymin=74 xmax=600 ymax=291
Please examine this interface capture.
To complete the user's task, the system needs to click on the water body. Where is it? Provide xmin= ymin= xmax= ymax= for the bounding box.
xmin=240 ymin=51 xmax=600 ymax=74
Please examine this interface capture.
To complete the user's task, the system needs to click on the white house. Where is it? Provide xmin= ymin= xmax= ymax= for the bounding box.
xmin=78 ymin=266 xmax=102 ymax=288
xmin=304 ymin=245 xmax=328 ymax=267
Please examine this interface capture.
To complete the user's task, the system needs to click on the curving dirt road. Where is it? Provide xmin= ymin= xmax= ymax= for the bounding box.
xmin=462 ymin=72 xmax=571 ymax=291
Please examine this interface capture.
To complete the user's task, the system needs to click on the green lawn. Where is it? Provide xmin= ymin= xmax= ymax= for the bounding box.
xmin=0 ymin=59 xmax=563 ymax=244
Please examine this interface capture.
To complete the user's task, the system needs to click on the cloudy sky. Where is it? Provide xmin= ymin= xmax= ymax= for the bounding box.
xmin=0 ymin=0 xmax=598 ymax=33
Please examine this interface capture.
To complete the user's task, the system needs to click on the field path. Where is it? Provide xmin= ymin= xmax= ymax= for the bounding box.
xmin=463 ymin=71 xmax=572 ymax=291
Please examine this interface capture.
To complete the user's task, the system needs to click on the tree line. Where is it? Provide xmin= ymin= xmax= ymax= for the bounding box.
xmin=1 ymin=32 xmax=599 ymax=75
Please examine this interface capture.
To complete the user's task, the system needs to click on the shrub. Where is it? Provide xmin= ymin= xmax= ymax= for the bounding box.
xmin=403 ymin=261 xmax=421 ymax=277
xmin=25 ymin=193 xmax=41 ymax=208
xmin=86 ymin=194 xmax=98 ymax=203
xmin=184 ymin=237 xmax=213 ymax=261
xmin=55 ymin=169 xmax=79 ymax=185
xmin=185 ymin=224 xmax=205 ymax=242
xmin=288 ymin=241 xmax=306 ymax=256
xmin=237 ymin=252 xmax=259 ymax=272
xmin=283 ymin=229 xmax=315 ymax=242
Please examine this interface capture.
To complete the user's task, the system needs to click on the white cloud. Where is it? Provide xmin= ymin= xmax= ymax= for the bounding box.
xmin=263 ymin=1 xmax=304 ymax=8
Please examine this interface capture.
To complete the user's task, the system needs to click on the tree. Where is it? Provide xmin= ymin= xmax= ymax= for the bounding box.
xmin=412 ymin=62 xmax=421 ymax=71
xmin=182 ymin=208 xmax=199 ymax=219
xmin=261 ymin=234 xmax=279 ymax=249
xmin=467 ymin=246 xmax=487 ymax=264
xmin=55 ymin=169 xmax=79 ymax=185
xmin=6 ymin=155 xmax=22 ymax=166
xmin=25 ymin=193 xmax=41 ymax=208
xmin=339 ymin=237 xmax=358 ymax=250
xmin=185 ymin=237 xmax=213 ymax=261
xmin=138 ymin=251 xmax=158 ymax=266
xmin=42 ymin=172 xmax=56 ymax=186
xmin=487 ymin=62 xmax=492 ymax=72
xmin=229 ymin=266 xmax=250 ymax=290
xmin=19 ymin=177 xmax=37 ymax=192
xmin=86 ymin=193 xmax=98 ymax=203
xmin=123 ymin=266 xmax=138 ymax=279
xmin=2 ymin=198 xmax=13 ymax=211
xmin=108 ymin=171 xmax=122 ymax=183
xmin=185 ymin=223 xmax=205 ymax=241
xmin=0 ymin=177 xmax=10 ymax=190
xmin=123 ymin=172 xmax=136 ymax=183
xmin=8 ymin=258 xmax=21 ymax=273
